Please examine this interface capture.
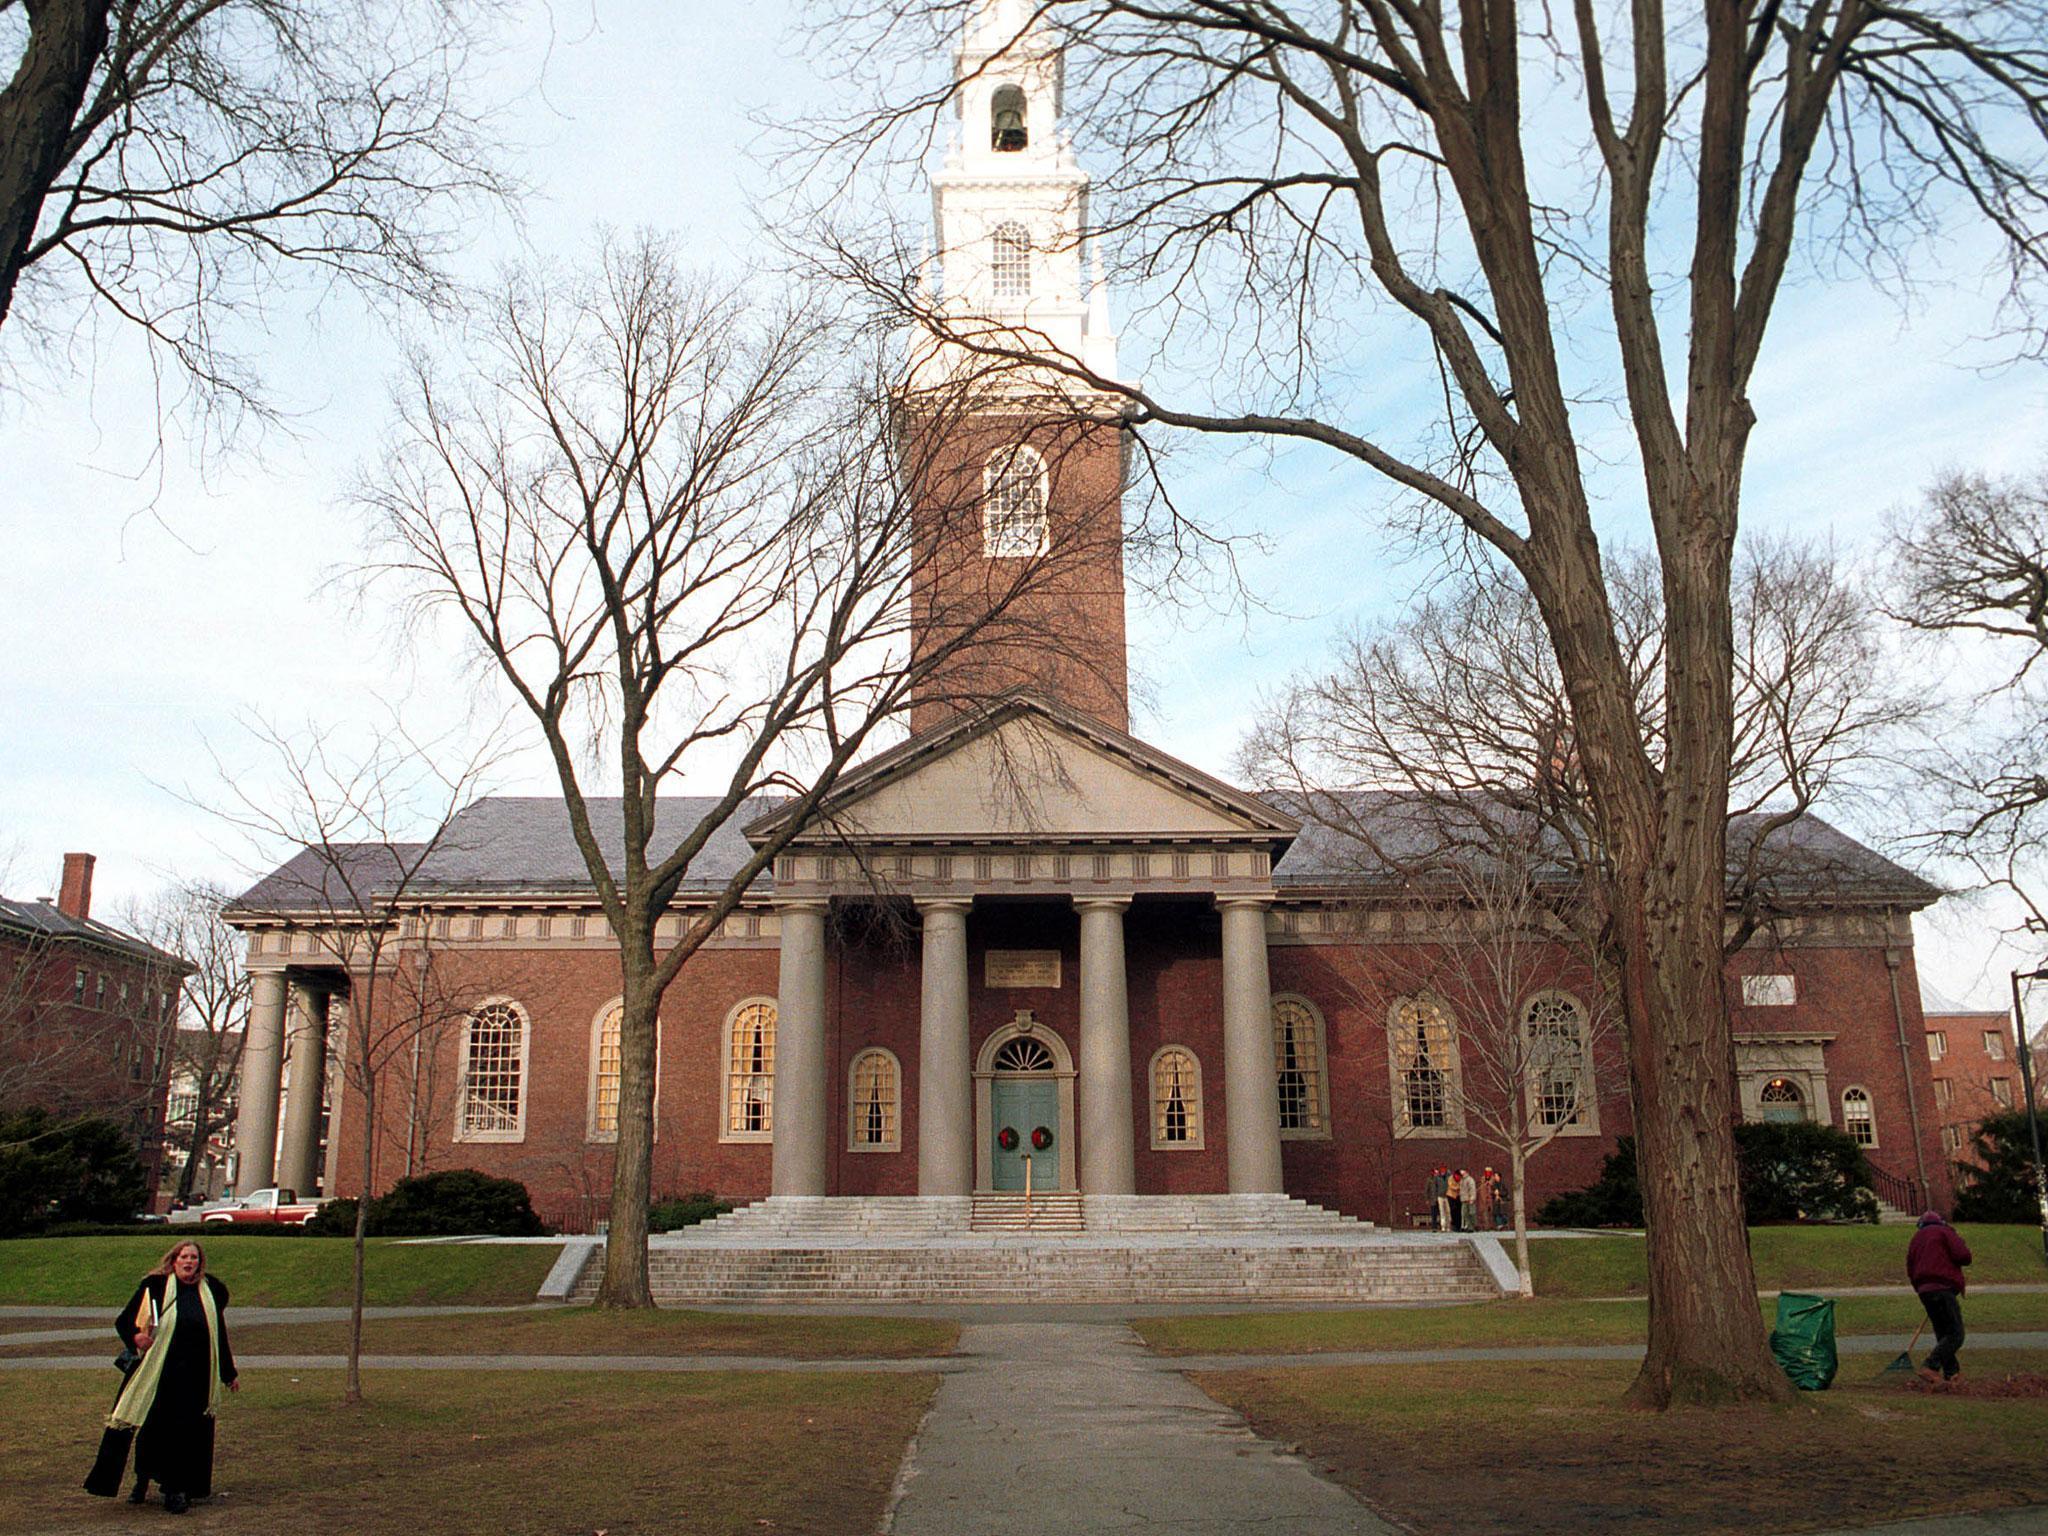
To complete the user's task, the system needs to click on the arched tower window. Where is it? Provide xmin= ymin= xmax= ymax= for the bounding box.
xmin=991 ymin=84 xmax=1028 ymax=151
xmin=983 ymin=445 xmax=1049 ymax=557
xmin=1841 ymin=1086 xmax=1877 ymax=1146
xmin=1150 ymin=1046 xmax=1203 ymax=1149
xmin=1272 ymin=994 xmax=1329 ymax=1138
xmin=1389 ymin=995 xmax=1462 ymax=1134
xmin=848 ymin=1048 xmax=901 ymax=1151
xmin=456 ymin=998 xmax=527 ymax=1142
xmin=991 ymin=221 xmax=1031 ymax=301
xmin=723 ymin=998 xmax=776 ymax=1141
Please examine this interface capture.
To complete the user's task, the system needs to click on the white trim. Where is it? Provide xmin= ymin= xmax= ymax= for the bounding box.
xmin=587 ymin=997 xmax=623 ymax=1143
xmin=1148 ymin=1044 xmax=1205 ymax=1151
xmin=1523 ymin=989 xmax=1600 ymax=1138
xmin=720 ymin=995 xmax=778 ymax=1144
xmin=847 ymin=1046 xmax=903 ymax=1153
xmin=1840 ymin=1083 xmax=1878 ymax=1149
xmin=1388 ymin=993 xmax=1465 ymax=1138
xmin=454 ymin=995 xmax=529 ymax=1144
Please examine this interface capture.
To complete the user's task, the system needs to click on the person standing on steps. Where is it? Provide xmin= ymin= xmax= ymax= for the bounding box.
xmin=1457 ymin=1168 xmax=1478 ymax=1232
xmin=1446 ymin=1168 xmax=1464 ymax=1233
xmin=1906 ymin=1210 xmax=1972 ymax=1384
xmin=1427 ymin=1167 xmax=1449 ymax=1231
xmin=1474 ymin=1168 xmax=1496 ymax=1232
xmin=85 ymin=1239 xmax=239 ymax=1513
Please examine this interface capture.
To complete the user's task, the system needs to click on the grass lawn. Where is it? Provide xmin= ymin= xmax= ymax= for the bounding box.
xmin=1530 ymin=1223 xmax=2048 ymax=1299
xmin=3 ymin=1367 xmax=934 ymax=1536
xmin=1133 ymin=1291 xmax=2048 ymax=1356
xmin=0 ymin=1236 xmax=562 ymax=1308
xmin=4 ymin=1306 xmax=959 ymax=1360
xmin=1195 ymin=1353 xmax=2048 ymax=1535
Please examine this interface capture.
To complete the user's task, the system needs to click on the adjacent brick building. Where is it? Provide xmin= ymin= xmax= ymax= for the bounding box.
xmin=0 ymin=854 xmax=192 ymax=1193
xmin=1926 ymin=1008 xmax=2024 ymax=1162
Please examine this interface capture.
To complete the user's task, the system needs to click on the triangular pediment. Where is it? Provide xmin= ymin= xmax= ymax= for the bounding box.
xmin=747 ymin=694 xmax=1295 ymax=846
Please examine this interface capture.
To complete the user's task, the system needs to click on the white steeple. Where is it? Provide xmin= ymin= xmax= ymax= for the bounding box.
xmin=924 ymin=0 xmax=1120 ymax=383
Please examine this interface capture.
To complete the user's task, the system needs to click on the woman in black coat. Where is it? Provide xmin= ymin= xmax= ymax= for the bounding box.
xmin=84 ymin=1239 xmax=239 ymax=1514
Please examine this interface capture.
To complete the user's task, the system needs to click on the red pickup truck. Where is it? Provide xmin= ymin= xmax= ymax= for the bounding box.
xmin=194 ymin=1187 xmax=326 ymax=1226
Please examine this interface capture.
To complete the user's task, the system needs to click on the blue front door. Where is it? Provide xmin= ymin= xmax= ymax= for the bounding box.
xmin=991 ymin=1077 xmax=1059 ymax=1191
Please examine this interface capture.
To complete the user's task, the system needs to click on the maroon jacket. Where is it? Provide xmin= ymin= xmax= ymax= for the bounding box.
xmin=1906 ymin=1215 xmax=1972 ymax=1296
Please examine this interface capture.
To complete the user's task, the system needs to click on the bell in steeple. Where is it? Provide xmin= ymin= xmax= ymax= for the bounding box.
xmin=991 ymin=84 xmax=1028 ymax=151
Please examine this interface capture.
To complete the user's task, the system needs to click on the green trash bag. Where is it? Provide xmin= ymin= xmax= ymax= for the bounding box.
xmin=1770 ymin=1291 xmax=1838 ymax=1391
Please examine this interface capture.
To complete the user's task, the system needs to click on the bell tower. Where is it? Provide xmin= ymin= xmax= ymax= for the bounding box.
xmin=905 ymin=0 xmax=1131 ymax=735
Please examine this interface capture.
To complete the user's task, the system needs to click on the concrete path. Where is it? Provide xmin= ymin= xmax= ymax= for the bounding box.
xmin=885 ymin=1321 xmax=1393 ymax=1535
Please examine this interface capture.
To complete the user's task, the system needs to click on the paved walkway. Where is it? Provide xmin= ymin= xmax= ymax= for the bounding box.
xmin=887 ymin=1321 xmax=1392 ymax=1535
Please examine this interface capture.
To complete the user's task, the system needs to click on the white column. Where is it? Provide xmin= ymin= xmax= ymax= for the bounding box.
xmin=1076 ymin=897 xmax=1136 ymax=1195
xmin=234 ymin=971 xmax=288 ymax=1193
xmin=771 ymin=902 xmax=830 ymax=1197
xmin=916 ymin=899 xmax=974 ymax=1196
xmin=276 ymin=982 xmax=331 ymax=1195
xmin=1220 ymin=897 xmax=1284 ymax=1193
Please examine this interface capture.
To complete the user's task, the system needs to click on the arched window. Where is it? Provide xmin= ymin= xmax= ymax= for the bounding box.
xmin=723 ymin=998 xmax=776 ymax=1141
xmin=1524 ymin=991 xmax=1594 ymax=1131
xmin=1389 ymin=996 xmax=1462 ymax=1134
xmin=456 ymin=999 xmax=527 ymax=1141
xmin=990 ymin=84 xmax=1028 ymax=151
xmin=983 ymin=444 xmax=1049 ymax=557
xmin=1272 ymin=994 xmax=1329 ymax=1138
xmin=589 ymin=1000 xmax=624 ymax=1140
xmin=848 ymin=1048 xmax=901 ymax=1151
xmin=1150 ymin=1046 xmax=1203 ymax=1149
xmin=992 ymin=1036 xmax=1058 ymax=1072
xmin=1760 ymin=1076 xmax=1805 ymax=1125
xmin=991 ymin=221 xmax=1031 ymax=301
xmin=1841 ymin=1086 xmax=1877 ymax=1147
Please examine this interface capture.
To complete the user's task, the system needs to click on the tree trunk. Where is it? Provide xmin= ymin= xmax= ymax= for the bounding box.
xmin=594 ymin=950 xmax=658 ymax=1308
xmin=1510 ymin=1147 xmax=1533 ymax=1300
xmin=347 ymin=1057 xmax=372 ymax=1404
xmin=0 ymin=0 xmax=110 ymax=330
xmin=175 ymin=1096 xmax=211 ymax=1203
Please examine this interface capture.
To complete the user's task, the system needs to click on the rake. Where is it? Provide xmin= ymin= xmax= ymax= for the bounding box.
xmin=1880 ymin=1317 xmax=1928 ymax=1376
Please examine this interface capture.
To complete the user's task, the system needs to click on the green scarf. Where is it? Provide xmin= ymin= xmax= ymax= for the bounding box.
xmin=107 ymin=1278 xmax=225 ymax=1430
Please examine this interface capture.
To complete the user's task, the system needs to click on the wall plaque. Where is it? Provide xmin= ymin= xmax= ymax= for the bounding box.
xmin=985 ymin=949 xmax=1061 ymax=989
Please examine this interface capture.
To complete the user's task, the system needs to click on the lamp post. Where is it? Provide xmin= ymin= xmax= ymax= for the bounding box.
xmin=2010 ymin=968 xmax=2048 ymax=1266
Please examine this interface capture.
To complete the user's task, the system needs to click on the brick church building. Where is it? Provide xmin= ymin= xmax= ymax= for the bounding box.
xmin=223 ymin=2 xmax=1949 ymax=1234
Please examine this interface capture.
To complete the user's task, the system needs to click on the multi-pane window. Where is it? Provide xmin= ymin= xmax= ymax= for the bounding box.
xmin=1273 ymin=995 xmax=1327 ymax=1136
xmin=1151 ymin=1047 xmax=1202 ymax=1149
xmin=983 ymin=445 xmax=1048 ymax=557
xmin=1389 ymin=997 xmax=1460 ymax=1133
xmin=848 ymin=1049 xmax=900 ymax=1151
xmin=1525 ymin=992 xmax=1592 ymax=1129
xmin=991 ymin=221 xmax=1031 ymax=300
xmin=1928 ymin=1031 xmax=1947 ymax=1061
xmin=1985 ymin=1031 xmax=2007 ymax=1061
xmin=1991 ymin=1077 xmax=2013 ymax=1108
xmin=590 ymin=1003 xmax=623 ymax=1139
xmin=1941 ymin=1124 xmax=1965 ymax=1154
xmin=992 ymin=1037 xmax=1057 ymax=1072
xmin=725 ymin=1000 xmax=776 ymax=1139
xmin=458 ymin=1001 xmax=526 ymax=1140
xmin=1741 ymin=974 xmax=1796 ymax=1006
xmin=1933 ymin=1077 xmax=1954 ymax=1109
xmin=1841 ymin=1086 xmax=1876 ymax=1147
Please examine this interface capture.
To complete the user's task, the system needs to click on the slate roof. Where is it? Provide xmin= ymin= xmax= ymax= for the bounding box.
xmin=226 ymin=785 xmax=1939 ymax=914
xmin=1263 ymin=788 xmax=1941 ymax=908
xmin=226 ymin=798 xmax=777 ymax=913
xmin=0 ymin=896 xmax=193 ymax=971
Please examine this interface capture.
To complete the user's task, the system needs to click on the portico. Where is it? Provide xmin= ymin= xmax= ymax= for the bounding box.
xmin=749 ymin=693 xmax=1298 ymax=1200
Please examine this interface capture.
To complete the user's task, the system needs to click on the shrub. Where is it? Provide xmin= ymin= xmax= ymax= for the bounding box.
xmin=1539 ymin=1123 xmax=1879 ymax=1228
xmin=304 ymin=1170 xmax=544 ymax=1238
xmin=649 ymin=1192 xmax=732 ymax=1232
xmin=0 ymin=1110 xmax=149 ymax=1236
xmin=1952 ymin=1112 xmax=2048 ymax=1223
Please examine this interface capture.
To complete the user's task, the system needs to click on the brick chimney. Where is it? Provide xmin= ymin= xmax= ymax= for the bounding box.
xmin=57 ymin=853 xmax=95 ymax=920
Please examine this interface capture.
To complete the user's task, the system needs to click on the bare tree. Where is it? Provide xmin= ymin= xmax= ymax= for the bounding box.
xmin=1887 ymin=465 xmax=2048 ymax=958
xmin=804 ymin=0 xmax=2048 ymax=1407
xmin=1 ymin=0 xmax=513 ymax=425
xmin=126 ymin=879 xmax=248 ymax=1204
xmin=215 ymin=714 xmax=500 ymax=1402
xmin=359 ymin=231 xmax=1136 ymax=1307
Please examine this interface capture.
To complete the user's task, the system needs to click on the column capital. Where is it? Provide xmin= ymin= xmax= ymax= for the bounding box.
xmin=914 ymin=896 xmax=973 ymax=916
xmin=771 ymin=897 xmax=830 ymax=916
xmin=1214 ymin=893 xmax=1274 ymax=912
xmin=1071 ymin=894 xmax=1132 ymax=913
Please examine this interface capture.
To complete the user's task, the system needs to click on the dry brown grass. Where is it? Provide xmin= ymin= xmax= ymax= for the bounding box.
xmin=5 ymin=1367 xmax=935 ymax=1535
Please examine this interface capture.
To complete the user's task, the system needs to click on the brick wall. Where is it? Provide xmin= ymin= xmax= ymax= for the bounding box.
xmin=1925 ymin=1009 xmax=2021 ymax=1164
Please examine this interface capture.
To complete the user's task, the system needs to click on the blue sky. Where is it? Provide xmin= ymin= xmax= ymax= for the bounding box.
xmin=2 ymin=1 xmax=2043 ymax=1008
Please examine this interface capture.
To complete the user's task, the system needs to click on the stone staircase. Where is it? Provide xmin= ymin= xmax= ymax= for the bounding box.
xmin=565 ymin=1194 xmax=1504 ymax=1305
